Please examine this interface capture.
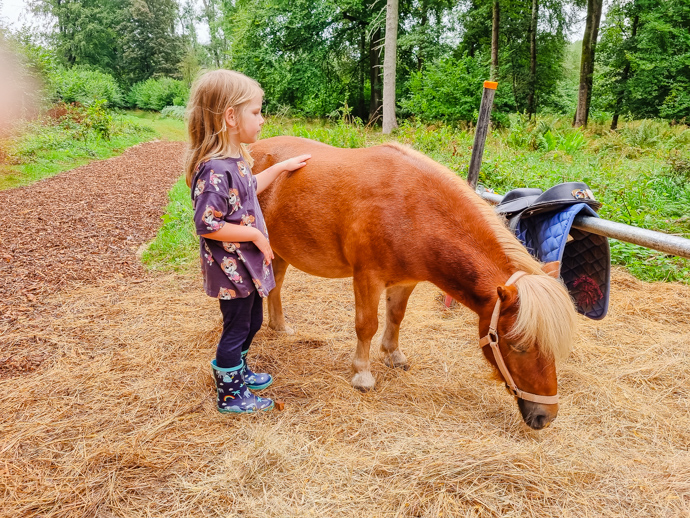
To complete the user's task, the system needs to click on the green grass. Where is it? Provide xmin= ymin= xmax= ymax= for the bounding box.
xmin=124 ymin=109 xmax=187 ymax=141
xmin=0 ymin=110 xmax=186 ymax=191
xmin=141 ymin=176 xmax=198 ymax=272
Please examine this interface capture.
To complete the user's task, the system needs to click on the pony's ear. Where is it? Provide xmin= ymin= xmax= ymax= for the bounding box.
xmin=542 ymin=261 xmax=561 ymax=278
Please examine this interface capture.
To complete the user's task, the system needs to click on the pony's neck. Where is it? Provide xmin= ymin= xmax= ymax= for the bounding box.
xmin=429 ymin=252 xmax=511 ymax=315
xmin=423 ymin=228 xmax=514 ymax=315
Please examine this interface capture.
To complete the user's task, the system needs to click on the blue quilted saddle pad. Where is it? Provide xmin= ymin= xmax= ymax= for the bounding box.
xmin=516 ymin=203 xmax=610 ymax=320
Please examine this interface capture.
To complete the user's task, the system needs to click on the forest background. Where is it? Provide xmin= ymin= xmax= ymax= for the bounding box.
xmin=0 ymin=0 xmax=689 ymax=283
xmin=2 ymin=0 xmax=689 ymax=124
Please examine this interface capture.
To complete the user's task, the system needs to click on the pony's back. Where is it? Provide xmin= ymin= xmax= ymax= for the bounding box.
xmin=251 ymin=136 xmax=543 ymax=283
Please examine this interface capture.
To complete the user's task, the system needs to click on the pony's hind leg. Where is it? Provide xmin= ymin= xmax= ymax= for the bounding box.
xmin=351 ymin=272 xmax=385 ymax=391
xmin=267 ymin=253 xmax=294 ymax=335
xmin=380 ymin=284 xmax=416 ymax=370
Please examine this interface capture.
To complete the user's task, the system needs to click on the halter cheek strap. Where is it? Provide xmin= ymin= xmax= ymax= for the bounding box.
xmin=479 ymin=271 xmax=559 ymax=406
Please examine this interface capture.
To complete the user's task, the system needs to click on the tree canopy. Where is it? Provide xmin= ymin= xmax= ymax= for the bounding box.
xmin=6 ymin=0 xmax=688 ymax=124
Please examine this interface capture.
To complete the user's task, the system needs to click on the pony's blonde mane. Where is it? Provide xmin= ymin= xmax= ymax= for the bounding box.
xmin=381 ymin=142 xmax=577 ymax=360
xmin=510 ymin=275 xmax=577 ymax=360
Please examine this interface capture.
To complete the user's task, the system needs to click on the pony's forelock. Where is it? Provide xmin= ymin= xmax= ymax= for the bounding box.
xmin=510 ymin=275 xmax=577 ymax=361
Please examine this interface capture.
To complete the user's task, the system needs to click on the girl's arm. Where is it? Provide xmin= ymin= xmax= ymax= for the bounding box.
xmin=255 ymin=154 xmax=311 ymax=194
xmin=201 ymin=224 xmax=274 ymax=264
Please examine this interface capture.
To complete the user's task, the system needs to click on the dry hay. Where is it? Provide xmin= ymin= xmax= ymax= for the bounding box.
xmin=1 ymin=267 xmax=689 ymax=517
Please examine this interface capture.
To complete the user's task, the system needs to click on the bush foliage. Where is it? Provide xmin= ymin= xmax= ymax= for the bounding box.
xmin=401 ymin=55 xmax=486 ymax=124
xmin=127 ymin=78 xmax=189 ymax=111
xmin=160 ymin=105 xmax=186 ymax=120
xmin=49 ymin=66 xmax=124 ymax=107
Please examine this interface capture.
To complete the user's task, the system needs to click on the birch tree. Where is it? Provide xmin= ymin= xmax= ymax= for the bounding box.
xmin=382 ymin=0 xmax=398 ymax=134
xmin=490 ymin=0 xmax=499 ymax=81
xmin=527 ymin=0 xmax=538 ymax=118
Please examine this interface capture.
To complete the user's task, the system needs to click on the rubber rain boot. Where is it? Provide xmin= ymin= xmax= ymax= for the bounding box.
xmin=240 ymin=350 xmax=273 ymax=391
xmin=211 ymin=359 xmax=274 ymax=413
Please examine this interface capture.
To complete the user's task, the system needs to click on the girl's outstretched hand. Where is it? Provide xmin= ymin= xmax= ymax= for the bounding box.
xmin=280 ymin=154 xmax=311 ymax=172
xmin=252 ymin=229 xmax=274 ymax=265
xmin=254 ymin=154 xmax=311 ymax=194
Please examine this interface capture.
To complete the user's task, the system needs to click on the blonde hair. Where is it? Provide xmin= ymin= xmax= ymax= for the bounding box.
xmin=185 ymin=70 xmax=264 ymax=187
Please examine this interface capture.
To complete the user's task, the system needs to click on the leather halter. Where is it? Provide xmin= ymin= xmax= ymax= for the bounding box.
xmin=479 ymin=271 xmax=559 ymax=405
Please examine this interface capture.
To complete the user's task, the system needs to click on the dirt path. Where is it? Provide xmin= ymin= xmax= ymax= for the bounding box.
xmin=0 ymin=140 xmax=185 ymax=376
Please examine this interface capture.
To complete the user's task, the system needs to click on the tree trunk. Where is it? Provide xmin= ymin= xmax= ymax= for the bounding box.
xmin=491 ymin=1 xmax=499 ymax=81
xmin=611 ymin=14 xmax=639 ymax=131
xmin=358 ymin=30 xmax=366 ymax=120
xmin=418 ymin=10 xmax=428 ymax=70
xmin=382 ymin=0 xmax=399 ymax=134
xmin=369 ymin=28 xmax=382 ymax=122
xmin=527 ymin=0 xmax=538 ymax=118
xmin=574 ymin=0 xmax=604 ymax=128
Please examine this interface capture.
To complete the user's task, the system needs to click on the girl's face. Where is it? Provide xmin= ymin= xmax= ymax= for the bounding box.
xmin=237 ymin=94 xmax=264 ymax=144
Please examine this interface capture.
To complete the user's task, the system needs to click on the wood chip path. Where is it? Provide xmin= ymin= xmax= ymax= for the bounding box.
xmin=0 ymin=140 xmax=185 ymax=375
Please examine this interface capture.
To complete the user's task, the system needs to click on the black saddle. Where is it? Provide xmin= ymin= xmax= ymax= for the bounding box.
xmin=496 ymin=181 xmax=601 ymax=231
xmin=495 ymin=182 xmax=610 ymax=320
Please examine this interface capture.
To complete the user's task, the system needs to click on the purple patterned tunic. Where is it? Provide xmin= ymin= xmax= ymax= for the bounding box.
xmin=191 ymin=157 xmax=275 ymax=299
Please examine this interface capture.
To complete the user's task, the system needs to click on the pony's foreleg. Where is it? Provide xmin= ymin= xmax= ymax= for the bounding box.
xmin=380 ymin=284 xmax=416 ymax=370
xmin=351 ymin=273 xmax=384 ymax=391
xmin=267 ymin=253 xmax=294 ymax=335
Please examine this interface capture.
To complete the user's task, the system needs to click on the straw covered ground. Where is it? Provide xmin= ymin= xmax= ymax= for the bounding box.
xmin=1 ymin=266 xmax=689 ymax=517
xmin=1 ymin=142 xmax=689 ymax=516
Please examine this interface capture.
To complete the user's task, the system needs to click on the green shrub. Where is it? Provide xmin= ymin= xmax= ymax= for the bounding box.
xmin=128 ymin=78 xmax=189 ymax=111
xmin=537 ymin=128 xmax=586 ymax=154
xmin=160 ymin=105 xmax=186 ymax=120
xmin=668 ymin=150 xmax=690 ymax=180
xmin=83 ymin=100 xmax=114 ymax=141
xmin=49 ymin=66 xmax=124 ymax=107
xmin=621 ymin=120 xmax=662 ymax=149
xmin=401 ymin=55 xmax=487 ymax=124
xmin=506 ymin=113 xmax=541 ymax=149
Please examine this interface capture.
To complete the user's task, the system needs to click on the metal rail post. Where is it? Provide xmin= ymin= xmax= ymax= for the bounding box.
xmin=467 ymin=81 xmax=498 ymax=190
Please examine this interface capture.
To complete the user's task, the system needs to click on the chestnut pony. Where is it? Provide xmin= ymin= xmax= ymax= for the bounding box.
xmin=251 ymin=136 xmax=577 ymax=429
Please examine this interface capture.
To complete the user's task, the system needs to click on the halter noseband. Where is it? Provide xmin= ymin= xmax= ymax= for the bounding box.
xmin=479 ymin=271 xmax=559 ymax=405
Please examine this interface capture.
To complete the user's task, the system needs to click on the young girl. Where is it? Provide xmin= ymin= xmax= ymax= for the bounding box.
xmin=185 ymin=70 xmax=310 ymax=413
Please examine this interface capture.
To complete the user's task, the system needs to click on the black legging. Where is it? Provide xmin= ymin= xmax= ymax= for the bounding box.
xmin=215 ymin=290 xmax=264 ymax=369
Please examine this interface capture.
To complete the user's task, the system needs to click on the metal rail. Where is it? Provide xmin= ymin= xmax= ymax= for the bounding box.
xmin=479 ymin=190 xmax=690 ymax=260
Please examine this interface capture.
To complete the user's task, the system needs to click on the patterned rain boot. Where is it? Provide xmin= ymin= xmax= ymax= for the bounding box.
xmin=241 ymin=350 xmax=273 ymax=391
xmin=211 ymin=359 xmax=274 ymax=413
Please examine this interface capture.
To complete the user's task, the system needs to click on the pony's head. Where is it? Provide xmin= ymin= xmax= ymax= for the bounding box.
xmin=478 ymin=262 xmax=577 ymax=430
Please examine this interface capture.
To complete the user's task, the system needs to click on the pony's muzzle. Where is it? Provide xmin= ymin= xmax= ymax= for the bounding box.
xmin=517 ymin=398 xmax=558 ymax=430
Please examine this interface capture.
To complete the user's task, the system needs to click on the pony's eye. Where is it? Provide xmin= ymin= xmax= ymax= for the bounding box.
xmin=510 ymin=341 xmax=532 ymax=353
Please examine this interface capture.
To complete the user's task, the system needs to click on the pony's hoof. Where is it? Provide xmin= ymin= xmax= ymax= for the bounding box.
xmin=383 ymin=350 xmax=409 ymax=370
xmin=269 ymin=324 xmax=295 ymax=335
xmin=352 ymin=372 xmax=376 ymax=391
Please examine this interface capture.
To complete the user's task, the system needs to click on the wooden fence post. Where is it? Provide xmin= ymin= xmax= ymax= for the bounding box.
xmin=446 ymin=81 xmax=499 ymax=308
xmin=467 ymin=81 xmax=498 ymax=190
